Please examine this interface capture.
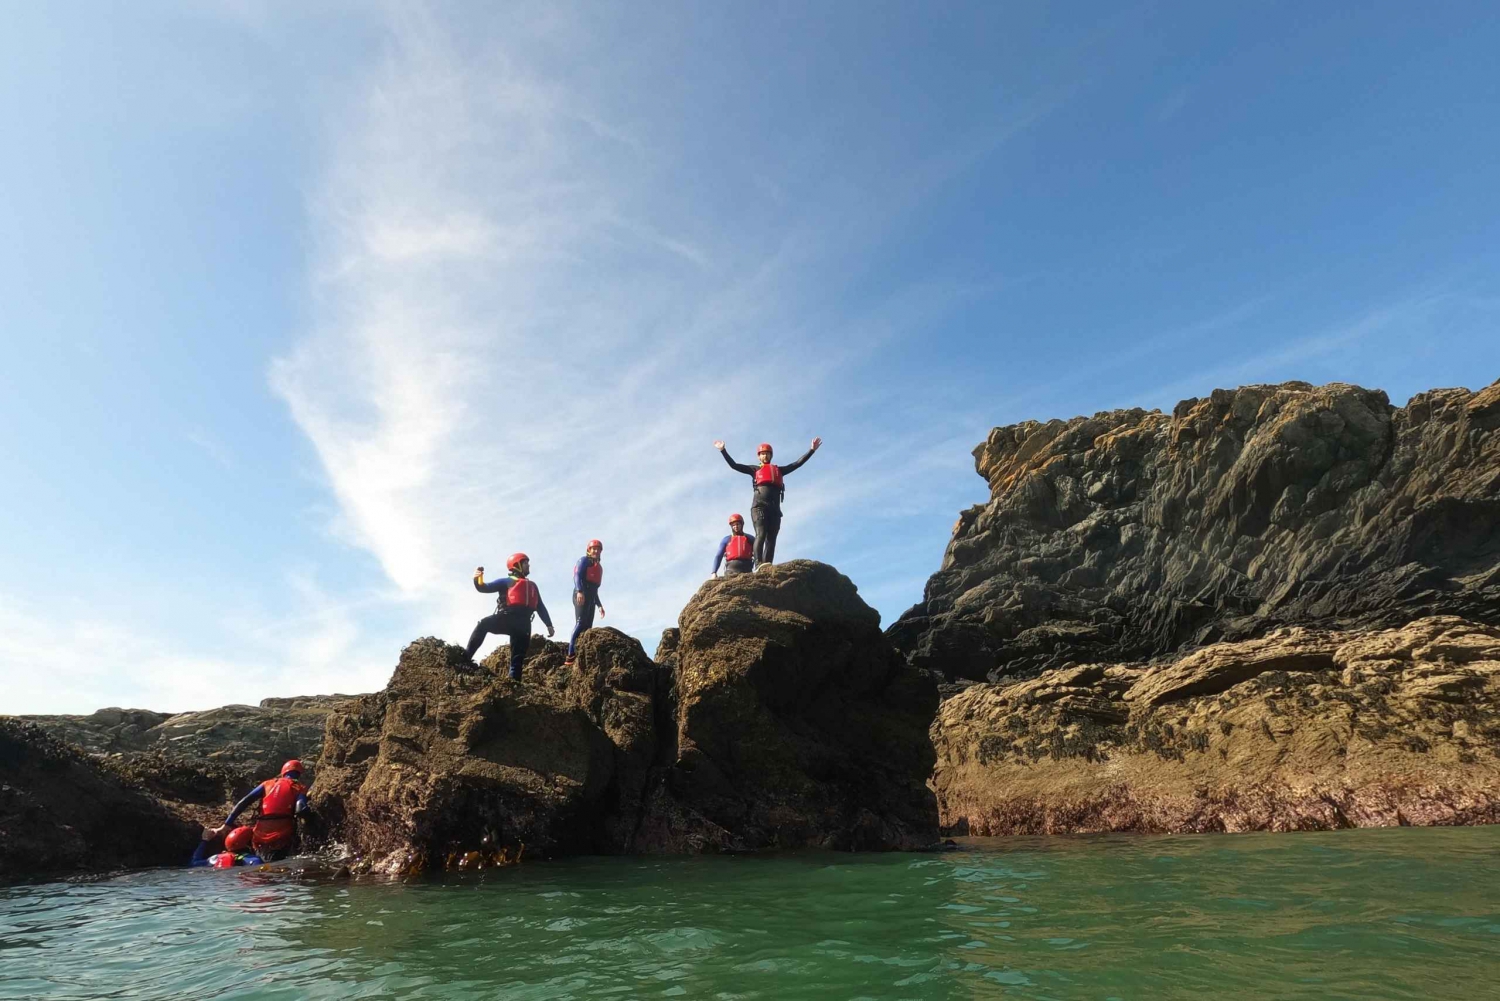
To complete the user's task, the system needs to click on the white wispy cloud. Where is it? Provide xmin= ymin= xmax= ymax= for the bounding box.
xmin=268 ymin=7 xmax=1062 ymax=660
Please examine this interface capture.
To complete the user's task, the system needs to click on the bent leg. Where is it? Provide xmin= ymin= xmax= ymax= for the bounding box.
xmin=466 ymin=614 xmax=503 ymax=658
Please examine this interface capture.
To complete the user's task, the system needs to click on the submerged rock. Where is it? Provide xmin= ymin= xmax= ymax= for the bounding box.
xmin=933 ymin=616 xmax=1500 ymax=834
xmin=312 ymin=560 xmax=939 ymax=869
xmin=890 ymin=379 xmax=1500 ymax=682
xmin=0 ymin=719 xmax=199 ymax=882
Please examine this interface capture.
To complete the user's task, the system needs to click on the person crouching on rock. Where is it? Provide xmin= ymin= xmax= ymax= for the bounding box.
xmin=565 ymin=539 xmax=605 ymax=667
xmin=468 ymin=553 xmax=555 ymax=679
xmin=713 ymin=437 xmax=821 ymax=567
xmin=190 ymin=823 xmax=262 ymax=868
xmin=712 ymin=513 xmax=755 ymax=577
xmin=218 ymin=759 xmax=312 ymax=862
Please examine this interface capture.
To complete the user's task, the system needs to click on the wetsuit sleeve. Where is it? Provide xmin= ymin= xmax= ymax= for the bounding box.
xmin=536 ymin=595 xmax=553 ymax=631
xmin=189 ymin=837 xmax=218 ymax=867
xmin=475 ymin=575 xmax=508 ymax=594
xmin=713 ymin=535 xmax=730 ymax=573
xmin=720 ymin=449 xmax=757 ymax=476
xmin=777 ymin=448 xmax=817 ymax=476
xmin=296 ymin=794 xmax=311 ymax=815
xmin=573 ymin=557 xmax=587 ymax=592
xmin=224 ymin=785 xmax=265 ymax=825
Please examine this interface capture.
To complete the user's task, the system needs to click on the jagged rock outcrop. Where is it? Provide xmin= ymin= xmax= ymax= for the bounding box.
xmin=933 ymin=616 xmax=1500 ymax=833
xmin=311 ymin=560 xmax=939 ymax=870
xmin=637 ymin=560 xmax=939 ymax=851
xmin=0 ymin=719 xmax=200 ymax=882
xmin=889 ymin=379 xmax=1500 ymax=682
xmin=310 ymin=630 xmax=658 ymax=872
xmin=19 ymin=695 xmax=360 ymax=826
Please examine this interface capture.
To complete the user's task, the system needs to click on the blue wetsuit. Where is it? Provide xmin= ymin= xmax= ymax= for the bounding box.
xmin=712 ymin=533 xmax=756 ymax=576
xmin=568 ymin=556 xmax=604 ymax=658
xmin=468 ymin=573 xmax=554 ymax=677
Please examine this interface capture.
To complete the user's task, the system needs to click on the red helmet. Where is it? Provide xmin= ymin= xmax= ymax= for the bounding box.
xmin=506 ymin=552 xmax=529 ymax=571
xmin=225 ymin=825 xmax=254 ymax=853
xmin=210 ymin=851 xmax=237 ymax=869
xmin=588 ymin=539 xmax=603 ymax=551
xmin=757 ymin=442 xmax=773 ymax=456
xmin=728 ymin=513 xmax=744 ymax=525
xmin=280 ymin=759 xmax=303 ymax=777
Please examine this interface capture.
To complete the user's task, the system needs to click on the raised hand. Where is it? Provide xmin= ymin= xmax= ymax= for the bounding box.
xmin=811 ymin=436 xmax=823 ymax=450
xmin=474 ymin=566 xmax=484 ymax=576
xmin=713 ymin=440 xmax=726 ymax=451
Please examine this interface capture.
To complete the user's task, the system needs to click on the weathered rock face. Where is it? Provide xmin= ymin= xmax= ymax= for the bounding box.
xmin=890 ymin=380 xmax=1500 ymax=682
xmin=311 ymin=630 xmax=661 ymax=872
xmin=312 ymin=560 xmax=940 ymax=870
xmin=638 ymin=560 xmax=940 ymax=852
xmin=0 ymin=719 xmax=200 ymax=882
xmin=933 ymin=616 xmax=1500 ymax=834
xmin=20 ymin=695 xmax=360 ymax=826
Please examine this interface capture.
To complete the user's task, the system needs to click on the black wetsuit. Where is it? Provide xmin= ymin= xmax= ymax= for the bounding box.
xmin=468 ymin=574 xmax=554 ymax=678
xmin=720 ymin=447 xmax=816 ymax=564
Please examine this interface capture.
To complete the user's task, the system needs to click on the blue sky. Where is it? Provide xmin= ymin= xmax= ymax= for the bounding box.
xmin=3 ymin=2 xmax=1497 ymax=714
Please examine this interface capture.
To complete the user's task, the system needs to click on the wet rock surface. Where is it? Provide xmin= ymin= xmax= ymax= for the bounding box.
xmin=312 ymin=560 xmax=939 ymax=871
xmin=0 ymin=719 xmax=200 ymax=883
xmin=933 ymin=616 xmax=1500 ymax=834
xmin=890 ymin=379 xmax=1500 ymax=682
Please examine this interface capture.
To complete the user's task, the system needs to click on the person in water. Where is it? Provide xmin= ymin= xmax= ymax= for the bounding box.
xmin=220 ymin=759 xmax=312 ymax=862
xmin=711 ymin=513 xmax=756 ymax=577
xmin=713 ymin=437 xmax=822 ymax=567
xmin=564 ymin=540 xmax=605 ymax=667
xmin=189 ymin=823 xmax=262 ymax=868
xmin=468 ymin=553 xmax=555 ymax=679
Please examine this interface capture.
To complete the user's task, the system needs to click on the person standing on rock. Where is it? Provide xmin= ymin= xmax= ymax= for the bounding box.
xmin=711 ymin=513 xmax=756 ymax=577
xmin=218 ymin=759 xmax=312 ymax=862
xmin=714 ymin=437 xmax=821 ymax=567
xmin=468 ymin=553 xmax=555 ymax=679
xmin=564 ymin=540 xmax=605 ymax=667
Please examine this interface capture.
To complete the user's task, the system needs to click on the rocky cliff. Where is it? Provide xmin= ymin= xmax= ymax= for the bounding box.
xmin=0 ymin=719 xmax=200 ymax=882
xmin=890 ymin=380 xmax=1500 ymax=682
xmin=899 ymin=378 xmax=1500 ymax=834
xmin=934 ymin=616 xmax=1500 ymax=834
xmin=19 ymin=695 xmax=360 ymax=827
xmin=311 ymin=560 xmax=939 ymax=872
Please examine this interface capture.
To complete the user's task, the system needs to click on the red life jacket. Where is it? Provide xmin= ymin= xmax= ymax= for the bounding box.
xmin=506 ymin=578 xmax=540 ymax=610
xmin=753 ymin=463 xmax=783 ymax=488
xmin=725 ymin=534 xmax=753 ymax=562
xmin=583 ymin=560 xmax=603 ymax=586
xmin=252 ymin=777 xmax=306 ymax=852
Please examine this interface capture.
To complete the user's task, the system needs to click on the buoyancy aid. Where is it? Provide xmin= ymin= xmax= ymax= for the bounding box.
xmin=506 ymin=578 xmax=540 ymax=611
xmin=753 ymin=464 xmax=783 ymax=489
xmin=252 ymin=777 xmax=306 ymax=852
xmin=583 ymin=560 xmax=603 ymax=586
xmin=725 ymin=534 xmax=753 ymax=562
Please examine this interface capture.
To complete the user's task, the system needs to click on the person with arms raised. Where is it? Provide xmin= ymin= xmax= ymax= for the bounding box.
xmin=468 ymin=553 xmax=555 ymax=679
xmin=713 ymin=437 xmax=821 ymax=567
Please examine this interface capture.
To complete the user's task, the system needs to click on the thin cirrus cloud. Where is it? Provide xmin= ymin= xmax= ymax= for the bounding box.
xmin=269 ymin=10 xmax=1040 ymax=659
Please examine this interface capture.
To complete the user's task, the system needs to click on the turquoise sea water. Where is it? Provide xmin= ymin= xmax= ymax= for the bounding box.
xmin=4 ymin=827 xmax=1500 ymax=1000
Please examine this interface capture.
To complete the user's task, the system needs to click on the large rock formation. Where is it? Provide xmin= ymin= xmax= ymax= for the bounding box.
xmin=890 ymin=380 xmax=1500 ymax=682
xmin=933 ymin=616 xmax=1500 ymax=833
xmin=640 ymin=560 xmax=939 ymax=852
xmin=20 ymin=695 xmax=360 ymax=827
xmin=0 ymin=719 xmax=200 ymax=882
xmin=311 ymin=560 xmax=939 ymax=871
